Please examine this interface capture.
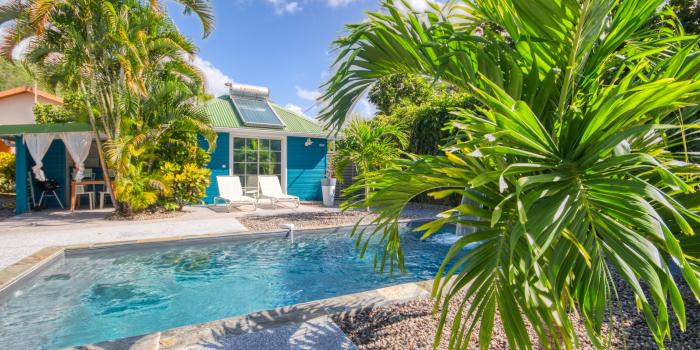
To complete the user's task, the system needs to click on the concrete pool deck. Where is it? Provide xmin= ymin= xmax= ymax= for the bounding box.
xmin=0 ymin=204 xmax=341 ymax=269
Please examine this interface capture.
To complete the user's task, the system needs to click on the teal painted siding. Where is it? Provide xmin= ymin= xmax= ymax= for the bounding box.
xmin=287 ymin=137 xmax=327 ymax=201
xmin=14 ymin=136 xmax=28 ymax=214
xmin=202 ymin=133 xmax=229 ymax=204
xmin=37 ymin=140 xmax=68 ymax=208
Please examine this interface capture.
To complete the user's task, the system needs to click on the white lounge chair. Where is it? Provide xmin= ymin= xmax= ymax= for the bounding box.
xmin=258 ymin=175 xmax=300 ymax=208
xmin=213 ymin=176 xmax=257 ymax=211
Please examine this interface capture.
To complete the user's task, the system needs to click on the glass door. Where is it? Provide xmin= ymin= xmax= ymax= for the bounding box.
xmin=232 ymin=137 xmax=282 ymax=197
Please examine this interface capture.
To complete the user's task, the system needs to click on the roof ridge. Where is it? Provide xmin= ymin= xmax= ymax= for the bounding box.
xmin=0 ymin=86 xmax=63 ymax=104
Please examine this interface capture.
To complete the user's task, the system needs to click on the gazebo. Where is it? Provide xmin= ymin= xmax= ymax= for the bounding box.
xmin=0 ymin=122 xmax=98 ymax=214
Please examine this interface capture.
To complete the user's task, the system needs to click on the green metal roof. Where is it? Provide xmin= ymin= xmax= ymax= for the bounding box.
xmin=0 ymin=122 xmax=92 ymax=136
xmin=206 ymin=95 xmax=326 ymax=136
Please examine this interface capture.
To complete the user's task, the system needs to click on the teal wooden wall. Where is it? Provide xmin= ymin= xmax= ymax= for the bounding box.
xmin=14 ymin=136 xmax=28 ymax=214
xmin=287 ymin=137 xmax=327 ymax=201
xmin=201 ymin=134 xmax=328 ymax=203
xmin=201 ymin=132 xmax=229 ymax=204
xmin=15 ymin=138 xmax=68 ymax=212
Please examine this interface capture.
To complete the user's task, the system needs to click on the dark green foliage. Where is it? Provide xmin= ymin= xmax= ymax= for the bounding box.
xmin=377 ymin=93 xmax=474 ymax=155
xmin=670 ymin=0 xmax=700 ymax=33
xmin=33 ymin=104 xmax=74 ymax=123
xmin=0 ymin=152 xmax=15 ymax=193
xmin=0 ymin=59 xmax=32 ymax=90
xmin=368 ymin=74 xmax=434 ymax=115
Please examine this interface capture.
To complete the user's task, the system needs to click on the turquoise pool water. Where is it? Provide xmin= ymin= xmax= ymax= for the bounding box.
xmin=0 ymin=223 xmax=461 ymax=349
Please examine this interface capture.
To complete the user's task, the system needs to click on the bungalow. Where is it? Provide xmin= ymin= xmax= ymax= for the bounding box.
xmin=202 ymin=84 xmax=330 ymax=204
xmin=0 ymin=84 xmax=330 ymax=214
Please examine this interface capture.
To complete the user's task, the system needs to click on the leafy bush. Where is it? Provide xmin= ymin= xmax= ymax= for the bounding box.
xmin=159 ymin=162 xmax=210 ymax=210
xmin=114 ymin=165 xmax=162 ymax=214
xmin=0 ymin=152 xmax=15 ymax=193
xmin=368 ymin=74 xmax=434 ymax=115
xmin=33 ymin=103 xmax=75 ymax=124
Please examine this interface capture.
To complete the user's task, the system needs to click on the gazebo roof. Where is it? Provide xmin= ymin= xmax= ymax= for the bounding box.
xmin=0 ymin=122 xmax=92 ymax=136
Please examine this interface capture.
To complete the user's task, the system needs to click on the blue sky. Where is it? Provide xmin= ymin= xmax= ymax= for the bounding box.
xmin=166 ymin=0 xmax=384 ymax=118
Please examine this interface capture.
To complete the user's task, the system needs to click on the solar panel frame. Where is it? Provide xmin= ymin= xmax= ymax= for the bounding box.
xmin=230 ymin=96 xmax=286 ymax=129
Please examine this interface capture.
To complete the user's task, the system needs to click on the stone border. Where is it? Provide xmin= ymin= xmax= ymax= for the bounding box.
xmin=73 ymin=279 xmax=435 ymax=350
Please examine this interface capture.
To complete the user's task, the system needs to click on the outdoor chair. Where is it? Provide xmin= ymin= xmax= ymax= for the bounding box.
xmin=258 ymin=175 xmax=300 ymax=209
xmin=74 ymin=184 xmax=95 ymax=210
xmin=99 ymin=187 xmax=113 ymax=209
xmin=213 ymin=176 xmax=257 ymax=211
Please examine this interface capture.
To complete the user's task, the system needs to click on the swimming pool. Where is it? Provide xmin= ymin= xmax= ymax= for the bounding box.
xmin=0 ymin=222 xmax=461 ymax=349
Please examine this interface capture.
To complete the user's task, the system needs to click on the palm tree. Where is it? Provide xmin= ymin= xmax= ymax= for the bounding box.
xmin=333 ymin=118 xmax=408 ymax=209
xmin=320 ymin=1 xmax=700 ymax=348
xmin=0 ymin=0 xmax=213 ymax=210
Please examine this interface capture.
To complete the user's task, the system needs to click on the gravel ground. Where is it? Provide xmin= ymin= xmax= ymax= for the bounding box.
xmin=106 ymin=208 xmax=185 ymax=221
xmin=0 ymin=194 xmax=15 ymax=220
xmin=334 ymin=273 xmax=700 ymax=349
xmin=239 ymin=203 xmax=445 ymax=231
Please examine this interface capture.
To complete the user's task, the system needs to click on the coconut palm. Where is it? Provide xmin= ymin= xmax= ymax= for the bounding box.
xmin=0 ymin=0 xmax=213 ymax=211
xmin=320 ymin=1 xmax=700 ymax=348
xmin=333 ymin=118 xmax=408 ymax=208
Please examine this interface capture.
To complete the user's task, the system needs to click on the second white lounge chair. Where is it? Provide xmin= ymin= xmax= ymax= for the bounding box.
xmin=213 ymin=176 xmax=257 ymax=211
xmin=258 ymin=175 xmax=300 ymax=208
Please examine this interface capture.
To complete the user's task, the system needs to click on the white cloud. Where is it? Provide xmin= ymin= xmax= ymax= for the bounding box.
xmin=357 ymin=96 xmax=377 ymax=118
xmin=401 ymin=0 xmax=442 ymax=11
xmin=265 ymin=0 xmax=302 ymax=15
xmin=325 ymin=0 xmax=359 ymax=8
xmin=284 ymin=103 xmax=305 ymax=115
xmin=295 ymin=85 xmax=321 ymax=102
xmin=191 ymin=55 xmax=234 ymax=96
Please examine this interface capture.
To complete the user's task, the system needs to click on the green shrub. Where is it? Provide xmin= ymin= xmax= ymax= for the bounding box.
xmin=114 ymin=165 xmax=161 ymax=214
xmin=0 ymin=152 xmax=15 ymax=193
xmin=33 ymin=103 xmax=75 ymax=124
xmin=158 ymin=162 xmax=210 ymax=211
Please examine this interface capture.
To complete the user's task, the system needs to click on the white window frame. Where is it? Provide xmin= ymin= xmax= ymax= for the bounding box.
xmin=228 ymin=132 xmax=287 ymax=193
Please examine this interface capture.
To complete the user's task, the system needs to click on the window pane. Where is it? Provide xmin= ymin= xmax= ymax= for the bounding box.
xmin=248 ymin=138 xmax=259 ymax=151
xmin=270 ymin=151 xmax=280 ymax=164
xmin=245 ymin=163 xmax=257 ymax=175
xmin=259 ymin=150 xmax=270 ymax=163
xmin=271 ymin=139 xmax=281 ymax=151
xmin=273 ymin=163 xmax=281 ymax=175
xmin=259 ymin=163 xmax=274 ymax=175
xmin=233 ymin=138 xmax=246 ymax=150
xmin=245 ymin=149 xmax=257 ymax=162
xmin=260 ymin=139 xmax=271 ymax=151
xmin=233 ymin=150 xmax=245 ymax=162
xmin=233 ymin=163 xmax=245 ymax=175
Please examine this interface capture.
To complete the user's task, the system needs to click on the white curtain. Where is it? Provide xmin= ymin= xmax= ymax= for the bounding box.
xmin=60 ymin=132 xmax=93 ymax=182
xmin=24 ymin=133 xmax=56 ymax=182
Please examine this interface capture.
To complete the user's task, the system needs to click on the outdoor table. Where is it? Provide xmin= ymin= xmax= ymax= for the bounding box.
xmin=70 ymin=180 xmax=107 ymax=211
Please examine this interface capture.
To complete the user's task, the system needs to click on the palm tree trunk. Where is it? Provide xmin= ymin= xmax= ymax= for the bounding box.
xmin=80 ymin=82 xmax=115 ymax=210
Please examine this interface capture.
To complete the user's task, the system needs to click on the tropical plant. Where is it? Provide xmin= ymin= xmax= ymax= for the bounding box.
xmin=159 ymin=162 xmax=210 ymax=210
xmin=368 ymin=73 xmax=435 ymax=115
xmin=113 ymin=164 xmax=164 ymax=214
xmin=333 ymin=118 xmax=408 ymax=206
xmin=669 ymin=0 xmax=700 ymax=33
xmin=376 ymin=92 xmax=473 ymax=156
xmin=33 ymin=103 xmax=74 ymax=124
xmin=0 ymin=0 xmax=215 ymax=213
xmin=0 ymin=152 xmax=15 ymax=193
xmin=320 ymin=1 xmax=700 ymax=349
